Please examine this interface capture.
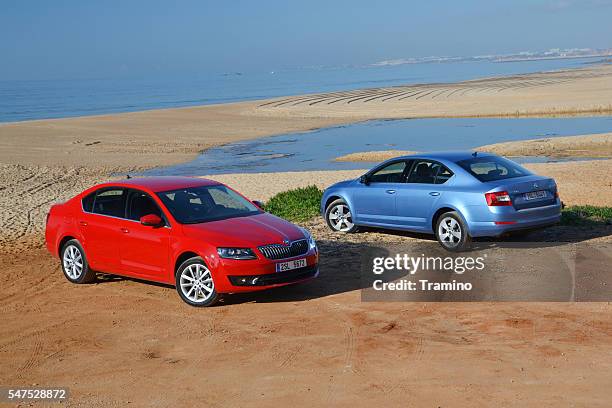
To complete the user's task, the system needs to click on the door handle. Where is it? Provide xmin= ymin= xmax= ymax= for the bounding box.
xmin=386 ymin=190 xmax=396 ymax=194
xmin=79 ymin=221 xmax=88 ymax=226
xmin=120 ymin=228 xmax=130 ymax=234
xmin=429 ymin=192 xmax=440 ymax=196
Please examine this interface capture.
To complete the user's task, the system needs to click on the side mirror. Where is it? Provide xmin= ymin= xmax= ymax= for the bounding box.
xmin=252 ymin=200 xmax=264 ymax=210
xmin=360 ymin=175 xmax=370 ymax=185
xmin=140 ymin=214 xmax=163 ymax=227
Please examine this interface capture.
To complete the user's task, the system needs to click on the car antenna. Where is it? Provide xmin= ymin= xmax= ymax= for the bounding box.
xmin=126 ymin=174 xmax=132 ymax=179
xmin=472 ymin=151 xmax=478 ymax=157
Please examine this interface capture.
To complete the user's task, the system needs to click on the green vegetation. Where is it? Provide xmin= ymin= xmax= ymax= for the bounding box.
xmin=264 ymin=185 xmax=323 ymax=222
xmin=561 ymin=205 xmax=612 ymax=226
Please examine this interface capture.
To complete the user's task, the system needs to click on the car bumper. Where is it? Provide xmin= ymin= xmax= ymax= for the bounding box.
xmin=467 ymin=202 xmax=562 ymax=237
xmin=228 ymin=264 xmax=319 ymax=287
xmin=212 ymin=250 xmax=319 ymax=293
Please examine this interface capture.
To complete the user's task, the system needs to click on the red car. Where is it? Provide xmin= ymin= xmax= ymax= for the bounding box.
xmin=45 ymin=177 xmax=319 ymax=307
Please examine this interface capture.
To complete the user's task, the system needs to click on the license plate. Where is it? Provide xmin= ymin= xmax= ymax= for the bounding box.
xmin=524 ymin=190 xmax=547 ymax=200
xmin=276 ymin=258 xmax=307 ymax=272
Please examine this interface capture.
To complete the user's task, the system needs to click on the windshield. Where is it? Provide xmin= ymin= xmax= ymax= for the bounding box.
xmin=457 ymin=156 xmax=531 ymax=182
xmin=156 ymin=185 xmax=261 ymax=224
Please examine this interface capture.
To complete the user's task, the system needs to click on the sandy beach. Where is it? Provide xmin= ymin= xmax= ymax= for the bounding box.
xmin=1 ymin=63 xmax=611 ymax=171
xmin=0 ymin=63 xmax=611 ymax=252
xmin=256 ymin=63 xmax=612 ymax=119
xmin=1 ymin=65 xmax=612 ymax=407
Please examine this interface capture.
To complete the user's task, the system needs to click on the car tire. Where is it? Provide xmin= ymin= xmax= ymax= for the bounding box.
xmin=325 ymin=198 xmax=358 ymax=233
xmin=175 ymin=256 xmax=219 ymax=307
xmin=435 ymin=211 xmax=472 ymax=252
xmin=60 ymin=239 xmax=96 ymax=284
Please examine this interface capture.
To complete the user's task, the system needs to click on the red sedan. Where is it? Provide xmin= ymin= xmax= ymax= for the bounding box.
xmin=45 ymin=177 xmax=319 ymax=307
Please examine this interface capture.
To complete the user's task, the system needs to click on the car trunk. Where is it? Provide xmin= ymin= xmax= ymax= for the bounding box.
xmin=487 ymin=175 xmax=557 ymax=210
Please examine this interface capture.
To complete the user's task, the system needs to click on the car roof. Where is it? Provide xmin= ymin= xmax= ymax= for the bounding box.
xmin=397 ymin=151 xmax=496 ymax=162
xmin=96 ymin=176 xmax=221 ymax=193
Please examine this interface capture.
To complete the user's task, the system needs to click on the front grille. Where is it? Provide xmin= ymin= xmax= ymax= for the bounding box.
xmin=228 ymin=264 xmax=318 ymax=286
xmin=258 ymin=239 xmax=309 ymax=260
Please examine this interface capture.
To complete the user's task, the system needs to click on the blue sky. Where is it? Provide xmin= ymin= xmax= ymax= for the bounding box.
xmin=1 ymin=0 xmax=611 ymax=80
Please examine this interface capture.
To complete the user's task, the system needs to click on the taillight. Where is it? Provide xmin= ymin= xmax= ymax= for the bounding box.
xmin=554 ymin=191 xmax=559 ymax=198
xmin=485 ymin=191 xmax=512 ymax=206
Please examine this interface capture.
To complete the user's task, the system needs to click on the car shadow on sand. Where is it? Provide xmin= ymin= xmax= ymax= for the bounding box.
xmin=224 ymin=223 xmax=611 ymax=305
xmin=221 ymin=241 xmax=387 ymax=305
xmin=90 ymin=223 xmax=610 ymax=305
xmin=354 ymin=222 xmax=612 ymax=250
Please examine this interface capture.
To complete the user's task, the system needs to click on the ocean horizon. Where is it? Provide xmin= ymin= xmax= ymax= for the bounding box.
xmin=0 ymin=57 xmax=604 ymax=123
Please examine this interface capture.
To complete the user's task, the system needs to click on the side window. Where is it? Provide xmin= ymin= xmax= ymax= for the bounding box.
xmin=407 ymin=160 xmax=437 ymax=184
xmin=407 ymin=160 xmax=454 ymax=184
xmin=127 ymin=190 xmax=164 ymax=222
xmin=92 ymin=189 xmax=126 ymax=218
xmin=82 ymin=192 xmax=96 ymax=212
xmin=432 ymin=163 xmax=454 ymax=184
xmin=368 ymin=161 xmax=407 ymax=183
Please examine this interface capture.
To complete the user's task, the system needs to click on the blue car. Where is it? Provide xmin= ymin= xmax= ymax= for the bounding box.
xmin=321 ymin=152 xmax=562 ymax=251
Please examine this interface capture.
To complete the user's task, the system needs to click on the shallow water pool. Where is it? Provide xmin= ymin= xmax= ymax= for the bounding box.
xmin=143 ymin=116 xmax=612 ymax=175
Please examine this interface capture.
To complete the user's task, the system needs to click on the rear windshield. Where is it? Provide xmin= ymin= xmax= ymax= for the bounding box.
xmin=457 ymin=156 xmax=531 ymax=182
xmin=157 ymin=185 xmax=260 ymax=224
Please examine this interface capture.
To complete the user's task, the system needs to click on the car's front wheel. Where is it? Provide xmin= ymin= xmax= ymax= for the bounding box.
xmin=435 ymin=211 xmax=471 ymax=252
xmin=175 ymin=257 xmax=219 ymax=307
xmin=325 ymin=199 xmax=358 ymax=233
xmin=61 ymin=239 xmax=96 ymax=283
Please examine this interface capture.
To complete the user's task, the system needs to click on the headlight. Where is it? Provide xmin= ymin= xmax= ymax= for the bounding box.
xmin=301 ymin=228 xmax=317 ymax=251
xmin=217 ymin=247 xmax=257 ymax=260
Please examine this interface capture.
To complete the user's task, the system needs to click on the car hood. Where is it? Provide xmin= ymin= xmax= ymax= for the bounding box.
xmin=328 ymin=179 xmax=358 ymax=190
xmin=180 ymin=212 xmax=307 ymax=247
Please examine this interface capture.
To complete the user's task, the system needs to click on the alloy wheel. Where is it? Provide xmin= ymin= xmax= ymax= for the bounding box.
xmin=438 ymin=216 xmax=462 ymax=248
xmin=179 ymin=263 xmax=215 ymax=304
xmin=63 ymin=245 xmax=83 ymax=279
xmin=329 ymin=204 xmax=354 ymax=232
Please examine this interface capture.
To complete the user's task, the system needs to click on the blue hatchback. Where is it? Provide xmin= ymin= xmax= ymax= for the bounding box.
xmin=321 ymin=152 xmax=562 ymax=251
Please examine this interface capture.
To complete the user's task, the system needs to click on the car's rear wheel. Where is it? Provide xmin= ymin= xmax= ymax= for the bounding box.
xmin=175 ymin=257 xmax=219 ymax=307
xmin=325 ymin=199 xmax=358 ymax=233
xmin=61 ymin=239 xmax=96 ymax=284
xmin=435 ymin=211 xmax=471 ymax=252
